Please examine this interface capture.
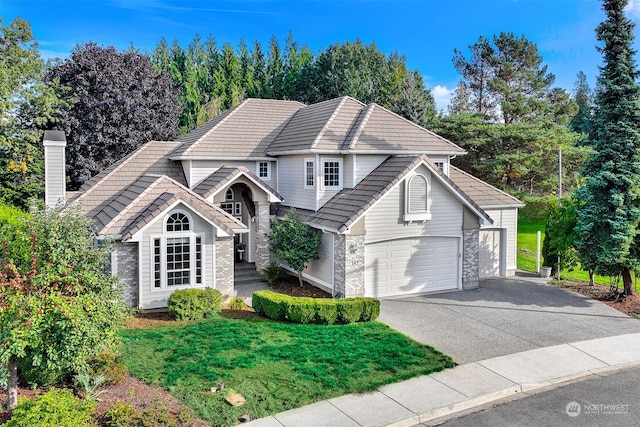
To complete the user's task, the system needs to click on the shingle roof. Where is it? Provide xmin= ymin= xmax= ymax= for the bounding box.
xmin=171 ymin=98 xmax=305 ymax=159
xmin=92 ymin=174 xmax=246 ymax=239
xmin=266 ymin=97 xmax=465 ymax=155
xmin=72 ymin=141 xmax=187 ymax=218
xmin=277 ymin=155 xmax=491 ymax=233
xmin=192 ymin=166 xmax=282 ymax=201
xmin=449 ymin=166 xmax=524 ymax=208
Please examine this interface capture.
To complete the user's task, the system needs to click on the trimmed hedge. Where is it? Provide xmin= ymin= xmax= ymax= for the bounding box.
xmin=167 ymin=288 xmax=222 ymax=321
xmin=252 ymin=290 xmax=380 ymax=324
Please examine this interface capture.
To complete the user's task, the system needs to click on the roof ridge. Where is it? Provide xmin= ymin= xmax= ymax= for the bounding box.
xmin=100 ymin=175 xmax=166 ymax=233
xmin=311 ymin=97 xmax=348 ymax=150
xmin=450 ymin=165 xmax=522 ymax=203
xmin=344 ymin=103 xmax=376 ymax=150
xmin=180 ymin=98 xmax=250 ymax=157
xmin=76 ymin=141 xmax=162 ymax=201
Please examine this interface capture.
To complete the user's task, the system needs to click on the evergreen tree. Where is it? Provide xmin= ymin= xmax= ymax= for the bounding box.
xmin=575 ymin=0 xmax=640 ymax=296
xmin=570 ymin=71 xmax=593 ymax=134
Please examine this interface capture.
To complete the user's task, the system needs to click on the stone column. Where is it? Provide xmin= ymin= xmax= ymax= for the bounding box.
xmin=462 ymin=228 xmax=479 ymax=289
xmin=254 ymin=202 xmax=271 ymax=271
xmin=215 ymin=236 xmax=235 ymax=298
xmin=334 ymin=234 xmax=365 ymax=297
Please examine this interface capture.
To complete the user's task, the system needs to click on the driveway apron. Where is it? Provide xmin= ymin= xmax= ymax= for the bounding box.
xmin=378 ymin=272 xmax=640 ymax=364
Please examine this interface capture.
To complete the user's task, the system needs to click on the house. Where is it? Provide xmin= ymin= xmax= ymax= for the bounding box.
xmin=43 ymin=96 xmax=523 ymax=309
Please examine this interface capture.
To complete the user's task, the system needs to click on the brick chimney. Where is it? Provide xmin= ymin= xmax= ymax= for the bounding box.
xmin=43 ymin=130 xmax=67 ymax=208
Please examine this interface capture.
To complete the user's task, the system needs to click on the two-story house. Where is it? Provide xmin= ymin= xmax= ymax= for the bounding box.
xmin=44 ymin=96 xmax=523 ymax=309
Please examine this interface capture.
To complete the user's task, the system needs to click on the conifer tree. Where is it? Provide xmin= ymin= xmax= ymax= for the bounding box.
xmin=576 ymin=0 xmax=640 ymax=296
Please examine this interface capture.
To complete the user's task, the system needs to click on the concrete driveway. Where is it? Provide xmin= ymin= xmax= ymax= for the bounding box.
xmin=378 ymin=272 xmax=640 ymax=364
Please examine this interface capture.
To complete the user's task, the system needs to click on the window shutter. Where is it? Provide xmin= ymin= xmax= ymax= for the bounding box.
xmin=409 ymin=176 xmax=428 ymax=213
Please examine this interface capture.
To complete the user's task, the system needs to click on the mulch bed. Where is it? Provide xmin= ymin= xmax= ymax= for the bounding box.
xmin=268 ymin=274 xmax=332 ymax=298
xmin=550 ymin=279 xmax=640 ymax=318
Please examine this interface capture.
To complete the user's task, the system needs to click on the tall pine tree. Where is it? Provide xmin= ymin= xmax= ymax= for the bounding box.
xmin=576 ymin=0 xmax=640 ymax=295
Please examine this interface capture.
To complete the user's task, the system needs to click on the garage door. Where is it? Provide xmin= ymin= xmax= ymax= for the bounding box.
xmin=479 ymin=229 xmax=501 ymax=278
xmin=365 ymin=236 xmax=459 ymax=297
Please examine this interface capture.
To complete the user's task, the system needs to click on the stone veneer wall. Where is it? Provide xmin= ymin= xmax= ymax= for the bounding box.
xmin=462 ymin=228 xmax=479 ymax=289
xmin=113 ymin=241 xmax=139 ymax=307
xmin=333 ymin=234 xmax=365 ymax=297
xmin=255 ymin=203 xmax=271 ymax=270
xmin=215 ymin=236 xmax=235 ymax=298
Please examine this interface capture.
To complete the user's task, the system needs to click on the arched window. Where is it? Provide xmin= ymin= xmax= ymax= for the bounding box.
xmin=404 ymin=174 xmax=431 ymax=222
xmin=166 ymin=212 xmax=190 ymax=232
xmin=153 ymin=210 xmax=203 ymax=288
xmin=225 ymin=188 xmax=234 ymax=201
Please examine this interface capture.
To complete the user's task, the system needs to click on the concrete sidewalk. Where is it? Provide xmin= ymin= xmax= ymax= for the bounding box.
xmin=244 ymin=332 xmax=640 ymax=427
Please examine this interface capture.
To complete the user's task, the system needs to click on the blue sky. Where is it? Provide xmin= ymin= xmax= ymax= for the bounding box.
xmin=4 ymin=0 xmax=640 ymax=110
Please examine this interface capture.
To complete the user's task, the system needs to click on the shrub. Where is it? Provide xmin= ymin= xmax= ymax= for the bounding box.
xmin=336 ymin=299 xmax=363 ymax=324
xmin=167 ymin=288 xmax=222 ymax=321
xmin=86 ymin=350 xmax=127 ymax=385
xmin=132 ymin=399 xmax=191 ymax=427
xmin=285 ymin=297 xmax=316 ymax=324
xmin=261 ymin=261 xmax=283 ymax=286
xmin=314 ymin=299 xmax=339 ymax=325
xmin=359 ymin=298 xmax=380 ymax=322
xmin=104 ymin=400 xmax=136 ymax=427
xmin=252 ymin=290 xmax=379 ymax=324
xmin=6 ymin=388 xmax=96 ymax=427
xmin=229 ymin=296 xmax=248 ymax=310
xmin=17 ymin=356 xmax=69 ymax=388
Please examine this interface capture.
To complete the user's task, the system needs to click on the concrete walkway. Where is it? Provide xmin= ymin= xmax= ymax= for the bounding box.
xmin=245 ymin=333 xmax=640 ymax=427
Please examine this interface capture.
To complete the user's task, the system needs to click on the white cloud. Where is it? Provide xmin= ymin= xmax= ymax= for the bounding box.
xmin=431 ymin=85 xmax=454 ymax=113
xmin=625 ymin=0 xmax=640 ymax=20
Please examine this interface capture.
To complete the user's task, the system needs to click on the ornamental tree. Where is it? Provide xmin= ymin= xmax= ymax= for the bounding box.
xmin=268 ymin=209 xmax=321 ymax=287
xmin=0 ymin=205 xmax=129 ymax=410
xmin=575 ymin=0 xmax=640 ymax=296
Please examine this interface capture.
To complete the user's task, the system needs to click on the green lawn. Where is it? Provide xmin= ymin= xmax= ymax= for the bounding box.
xmin=517 ymin=218 xmax=611 ymax=285
xmin=120 ymin=316 xmax=454 ymax=426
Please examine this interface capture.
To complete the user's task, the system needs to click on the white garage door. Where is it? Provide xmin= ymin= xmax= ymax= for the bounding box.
xmin=365 ymin=236 xmax=459 ymax=297
xmin=479 ymin=229 xmax=501 ymax=278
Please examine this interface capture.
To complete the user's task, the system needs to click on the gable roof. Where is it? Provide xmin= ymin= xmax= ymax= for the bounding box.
xmin=278 ymin=155 xmax=492 ymax=233
xmin=449 ymin=166 xmax=525 ymax=209
xmin=192 ymin=166 xmax=283 ymax=202
xmin=170 ymin=98 xmax=305 ymax=159
xmin=72 ymin=141 xmax=187 ymax=218
xmin=92 ymin=174 xmax=246 ymax=240
xmin=266 ymin=96 xmax=465 ymax=155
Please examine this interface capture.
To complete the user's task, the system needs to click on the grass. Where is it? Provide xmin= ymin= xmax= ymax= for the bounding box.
xmin=120 ymin=316 xmax=454 ymax=426
xmin=517 ymin=218 xmax=612 ymax=286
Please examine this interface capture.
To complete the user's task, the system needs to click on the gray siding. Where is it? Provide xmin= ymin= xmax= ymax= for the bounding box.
xmin=483 ymin=208 xmax=518 ymax=274
xmin=189 ymin=160 xmax=277 ymax=189
xmin=302 ymin=232 xmax=334 ymax=288
xmin=277 ymin=155 xmax=317 ymax=210
xmin=354 ymin=155 xmax=387 ymax=185
xmin=44 ymin=145 xmax=65 ymax=208
xmin=365 ymin=166 xmax=463 ymax=244
xmin=113 ymin=242 xmax=139 ymax=306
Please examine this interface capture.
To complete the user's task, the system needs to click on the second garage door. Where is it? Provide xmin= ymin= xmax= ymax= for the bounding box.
xmin=364 ymin=236 xmax=460 ymax=297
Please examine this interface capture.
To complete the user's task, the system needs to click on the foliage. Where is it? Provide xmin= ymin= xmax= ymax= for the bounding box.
xmin=451 ymin=31 xmax=574 ymax=124
xmin=570 ymin=71 xmax=594 ymax=135
xmin=104 ymin=400 xmax=136 ymax=427
xmin=575 ymin=0 xmax=640 ymax=295
xmin=228 ymin=296 xmax=248 ymax=310
xmin=260 ymin=261 xmax=283 ymax=286
xmin=268 ymin=209 xmax=322 ymax=287
xmin=86 ymin=349 xmax=128 ymax=385
xmin=74 ymin=372 xmax=106 ymax=400
xmin=167 ymin=288 xmax=222 ymax=321
xmin=120 ymin=317 xmax=453 ymax=426
xmin=130 ymin=399 xmax=192 ymax=427
xmin=518 ymin=196 xmax=556 ymax=222
xmin=151 ymin=35 xmax=437 ymax=132
xmin=434 ymin=114 xmax=588 ymax=196
xmin=47 ymin=42 xmax=181 ymax=189
xmin=252 ymin=290 xmax=380 ymax=324
xmin=6 ymin=388 xmax=96 ymax=427
xmin=0 ymin=204 xmax=129 ymax=409
xmin=542 ymin=197 xmax=580 ymax=275
xmin=0 ymin=203 xmax=30 ymax=267
xmin=0 ymin=18 xmax=62 ymax=208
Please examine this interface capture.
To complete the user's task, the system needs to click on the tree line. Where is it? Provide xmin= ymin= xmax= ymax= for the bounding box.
xmin=2 ymin=16 xmax=598 ymax=205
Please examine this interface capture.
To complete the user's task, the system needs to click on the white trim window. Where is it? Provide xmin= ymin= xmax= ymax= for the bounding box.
xmin=322 ymin=158 xmax=342 ymax=189
xmin=256 ymin=161 xmax=271 ymax=180
xmin=304 ymin=158 xmax=315 ymax=189
xmin=403 ymin=174 xmax=432 ymax=222
xmin=152 ymin=211 xmax=204 ymax=289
